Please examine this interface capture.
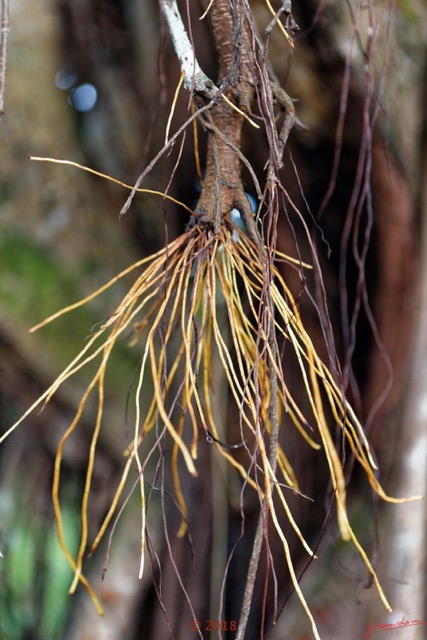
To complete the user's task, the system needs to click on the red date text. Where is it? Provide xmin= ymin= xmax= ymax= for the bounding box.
xmin=190 ymin=619 xmax=238 ymax=632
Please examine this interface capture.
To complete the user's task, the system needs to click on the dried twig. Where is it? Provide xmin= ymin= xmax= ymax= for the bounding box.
xmin=159 ymin=0 xmax=214 ymax=95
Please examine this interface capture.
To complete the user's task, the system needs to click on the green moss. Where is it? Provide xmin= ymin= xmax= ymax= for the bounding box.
xmin=0 ymin=180 xmax=13 ymax=202
xmin=0 ymin=231 xmax=139 ymax=391
xmin=0 ymin=232 xmax=80 ymax=319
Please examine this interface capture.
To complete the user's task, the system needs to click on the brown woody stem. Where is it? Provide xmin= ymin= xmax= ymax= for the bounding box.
xmin=195 ymin=0 xmax=255 ymax=234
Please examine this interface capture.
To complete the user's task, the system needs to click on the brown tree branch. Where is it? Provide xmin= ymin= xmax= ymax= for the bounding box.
xmin=193 ymin=0 xmax=255 ymax=229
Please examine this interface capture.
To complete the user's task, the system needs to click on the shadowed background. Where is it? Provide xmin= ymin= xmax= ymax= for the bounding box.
xmin=0 ymin=1 xmax=426 ymax=638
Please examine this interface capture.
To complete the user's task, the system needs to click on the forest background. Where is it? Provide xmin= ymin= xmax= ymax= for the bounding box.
xmin=0 ymin=1 xmax=426 ymax=639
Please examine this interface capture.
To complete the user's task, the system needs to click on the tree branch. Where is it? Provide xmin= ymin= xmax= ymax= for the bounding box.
xmin=159 ymin=0 xmax=215 ymax=96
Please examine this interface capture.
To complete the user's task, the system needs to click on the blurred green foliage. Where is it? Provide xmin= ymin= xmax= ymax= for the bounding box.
xmin=0 ymin=230 xmax=140 ymax=388
xmin=0 ymin=492 xmax=80 ymax=639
